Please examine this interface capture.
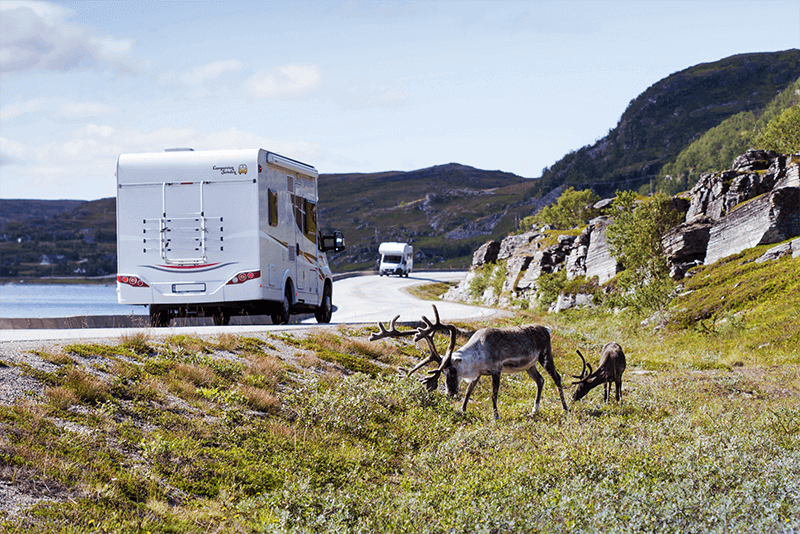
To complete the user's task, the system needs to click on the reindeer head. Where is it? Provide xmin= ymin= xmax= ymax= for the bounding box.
xmin=571 ymin=349 xmax=593 ymax=401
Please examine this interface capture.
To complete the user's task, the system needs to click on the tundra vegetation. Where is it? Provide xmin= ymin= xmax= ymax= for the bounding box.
xmin=1 ymin=242 xmax=799 ymax=533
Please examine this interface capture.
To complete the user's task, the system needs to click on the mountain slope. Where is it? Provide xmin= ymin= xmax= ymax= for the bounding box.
xmin=317 ymin=163 xmax=560 ymax=270
xmin=534 ymin=49 xmax=800 ymax=197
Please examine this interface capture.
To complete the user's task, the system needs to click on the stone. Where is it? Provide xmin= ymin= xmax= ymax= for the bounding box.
xmin=472 ymin=240 xmax=500 ymax=267
xmin=755 ymin=242 xmax=792 ymax=263
xmin=705 ymin=187 xmax=800 ymax=265
xmin=662 ymin=219 xmax=712 ymax=269
xmin=731 ymin=149 xmax=780 ymax=172
xmin=497 ymin=230 xmax=539 ymax=260
xmin=584 ymin=217 xmax=621 ymax=284
xmin=550 ymin=293 xmax=594 ymax=313
xmin=503 ymin=255 xmax=533 ymax=292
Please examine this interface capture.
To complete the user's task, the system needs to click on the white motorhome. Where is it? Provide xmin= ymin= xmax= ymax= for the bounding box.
xmin=116 ymin=148 xmax=345 ymax=327
xmin=378 ymin=242 xmax=413 ymax=277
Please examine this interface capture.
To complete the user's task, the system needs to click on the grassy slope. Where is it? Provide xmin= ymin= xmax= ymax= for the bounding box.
xmin=1 ymin=247 xmax=798 ymax=533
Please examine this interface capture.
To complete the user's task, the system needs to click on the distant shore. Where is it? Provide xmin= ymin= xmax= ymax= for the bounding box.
xmin=0 ymin=277 xmax=116 ymax=286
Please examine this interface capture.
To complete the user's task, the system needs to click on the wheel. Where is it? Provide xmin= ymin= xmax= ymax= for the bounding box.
xmin=212 ymin=308 xmax=230 ymax=326
xmin=271 ymin=285 xmax=292 ymax=325
xmin=315 ymin=284 xmax=333 ymax=324
xmin=149 ymin=306 xmax=169 ymax=327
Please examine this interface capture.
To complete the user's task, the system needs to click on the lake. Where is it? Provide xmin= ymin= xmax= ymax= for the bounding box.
xmin=0 ymin=283 xmax=147 ymax=318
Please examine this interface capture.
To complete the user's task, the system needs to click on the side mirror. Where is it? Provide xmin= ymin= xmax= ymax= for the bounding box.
xmin=320 ymin=231 xmax=346 ymax=253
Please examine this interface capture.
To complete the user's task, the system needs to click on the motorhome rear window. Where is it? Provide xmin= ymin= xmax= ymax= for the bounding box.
xmin=268 ymin=189 xmax=278 ymax=227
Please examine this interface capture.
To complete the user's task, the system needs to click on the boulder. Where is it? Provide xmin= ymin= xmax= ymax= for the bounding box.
xmin=472 ymin=240 xmax=500 ymax=267
xmin=584 ymin=217 xmax=621 ymax=284
xmin=497 ymin=230 xmax=539 ymax=260
xmin=731 ymin=149 xmax=780 ymax=172
xmin=549 ymin=293 xmax=594 ymax=313
xmin=662 ymin=219 xmax=712 ymax=263
xmin=755 ymin=237 xmax=800 ymax=263
xmin=503 ymin=255 xmax=533 ymax=292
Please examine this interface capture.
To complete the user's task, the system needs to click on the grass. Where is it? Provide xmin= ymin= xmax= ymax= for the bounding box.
xmin=1 ymin=252 xmax=799 ymax=532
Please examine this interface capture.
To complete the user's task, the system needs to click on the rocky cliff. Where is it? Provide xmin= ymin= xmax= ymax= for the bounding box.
xmin=443 ymin=150 xmax=800 ymax=312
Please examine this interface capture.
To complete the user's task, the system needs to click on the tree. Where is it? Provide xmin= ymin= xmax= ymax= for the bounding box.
xmin=755 ymin=105 xmax=800 ymax=154
xmin=523 ymin=187 xmax=600 ymax=230
xmin=605 ymin=191 xmax=682 ymax=312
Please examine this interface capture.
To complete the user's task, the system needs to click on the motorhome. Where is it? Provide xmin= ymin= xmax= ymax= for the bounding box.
xmin=116 ymin=148 xmax=345 ymax=327
xmin=378 ymin=242 xmax=413 ymax=277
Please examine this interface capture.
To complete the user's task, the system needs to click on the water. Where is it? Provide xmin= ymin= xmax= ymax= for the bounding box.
xmin=0 ymin=283 xmax=148 ymax=318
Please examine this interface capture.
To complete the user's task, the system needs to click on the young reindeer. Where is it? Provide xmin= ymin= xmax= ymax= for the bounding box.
xmin=572 ymin=342 xmax=627 ymax=403
xmin=413 ymin=305 xmax=569 ymax=419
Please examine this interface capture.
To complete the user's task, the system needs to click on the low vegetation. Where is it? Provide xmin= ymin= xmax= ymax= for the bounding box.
xmin=1 ymin=246 xmax=799 ymax=532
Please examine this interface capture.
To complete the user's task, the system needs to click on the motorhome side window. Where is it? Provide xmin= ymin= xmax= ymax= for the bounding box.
xmin=305 ymin=200 xmax=317 ymax=239
xmin=268 ymin=189 xmax=278 ymax=227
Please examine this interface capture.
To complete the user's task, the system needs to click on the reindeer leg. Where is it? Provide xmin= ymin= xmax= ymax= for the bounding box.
xmin=604 ymin=382 xmax=610 ymax=403
xmin=542 ymin=350 xmax=569 ymax=412
xmin=461 ymin=377 xmax=480 ymax=414
xmin=491 ymin=372 xmax=501 ymax=420
xmin=526 ymin=366 xmax=545 ymax=413
xmin=615 ymin=378 xmax=622 ymax=402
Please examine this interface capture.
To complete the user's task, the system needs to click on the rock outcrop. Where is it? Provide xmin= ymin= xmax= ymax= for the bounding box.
xmin=444 ymin=150 xmax=799 ymax=310
xmin=678 ymin=150 xmax=799 ymax=266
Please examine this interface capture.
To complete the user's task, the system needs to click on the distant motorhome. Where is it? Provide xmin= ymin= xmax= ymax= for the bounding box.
xmin=116 ymin=148 xmax=345 ymax=327
xmin=378 ymin=242 xmax=413 ymax=277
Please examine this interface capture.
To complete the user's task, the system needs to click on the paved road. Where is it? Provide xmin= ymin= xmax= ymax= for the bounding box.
xmin=0 ymin=272 xmax=500 ymax=342
xmin=317 ymin=272 xmax=497 ymax=325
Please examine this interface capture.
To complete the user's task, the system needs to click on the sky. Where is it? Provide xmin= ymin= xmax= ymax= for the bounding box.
xmin=1 ymin=0 xmax=799 ymax=201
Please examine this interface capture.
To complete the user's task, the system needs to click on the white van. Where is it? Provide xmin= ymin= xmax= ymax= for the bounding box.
xmin=378 ymin=242 xmax=413 ymax=277
xmin=115 ymin=148 xmax=345 ymax=327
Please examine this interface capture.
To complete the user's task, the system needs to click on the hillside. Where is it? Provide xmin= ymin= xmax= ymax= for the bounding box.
xmin=533 ymin=49 xmax=800 ymax=197
xmin=0 ymin=245 xmax=798 ymax=531
xmin=317 ymin=163 xmax=562 ymax=270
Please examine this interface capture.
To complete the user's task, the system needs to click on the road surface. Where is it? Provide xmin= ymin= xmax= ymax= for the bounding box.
xmin=0 ymin=272 xmax=500 ymax=342
xmin=310 ymin=272 xmax=497 ymax=325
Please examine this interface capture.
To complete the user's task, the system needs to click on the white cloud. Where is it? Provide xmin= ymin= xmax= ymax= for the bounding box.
xmin=0 ymin=1 xmax=135 ymax=73
xmin=0 ymin=98 xmax=47 ymax=121
xmin=0 ymin=126 xmax=322 ymax=200
xmin=245 ymin=65 xmax=322 ymax=99
xmin=182 ymin=59 xmax=245 ymax=86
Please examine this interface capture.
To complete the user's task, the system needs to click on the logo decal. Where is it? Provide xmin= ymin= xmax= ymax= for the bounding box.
xmin=238 ymin=164 xmax=248 ymax=175
xmin=213 ymin=165 xmax=236 ymax=175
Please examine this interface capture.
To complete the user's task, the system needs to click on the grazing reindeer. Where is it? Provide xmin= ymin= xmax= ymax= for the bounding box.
xmin=406 ymin=305 xmax=569 ymax=419
xmin=572 ymin=342 xmax=626 ymax=402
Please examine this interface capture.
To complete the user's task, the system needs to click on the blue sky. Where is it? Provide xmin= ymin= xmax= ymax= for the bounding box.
xmin=1 ymin=0 xmax=799 ymax=201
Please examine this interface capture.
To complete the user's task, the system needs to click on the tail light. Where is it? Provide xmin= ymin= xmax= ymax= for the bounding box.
xmin=226 ymin=270 xmax=261 ymax=285
xmin=118 ymin=275 xmax=150 ymax=288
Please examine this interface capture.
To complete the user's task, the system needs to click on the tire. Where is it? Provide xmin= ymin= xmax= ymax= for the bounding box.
xmin=271 ymin=285 xmax=292 ymax=325
xmin=149 ymin=306 xmax=169 ymax=328
xmin=315 ymin=284 xmax=333 ymax=324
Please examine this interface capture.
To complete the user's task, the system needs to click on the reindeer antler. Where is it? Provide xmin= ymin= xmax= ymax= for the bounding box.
xmin=369 ymin=313 xmax=444 ymax=377
xmin=414 ymin=305 xmax=458 ymax=391
xmin=369 ymin=315 xmax=416 ymax=341
xmin=572 ymin=349 xmax=593 ymax=383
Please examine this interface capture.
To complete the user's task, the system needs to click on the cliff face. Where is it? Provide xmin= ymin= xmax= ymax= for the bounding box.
xmin=444 ymin=151 xmax=800 ymax=311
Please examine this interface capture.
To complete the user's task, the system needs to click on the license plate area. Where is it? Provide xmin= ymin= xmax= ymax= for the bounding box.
xmin=172 ymin=283 xmax=206 ymax=293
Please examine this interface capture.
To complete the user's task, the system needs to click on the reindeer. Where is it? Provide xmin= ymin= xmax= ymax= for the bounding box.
xmin=371 ymin=305 xmax=569 ymax=419
xmin=571 ymin=342 xmax=626 ymax=403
